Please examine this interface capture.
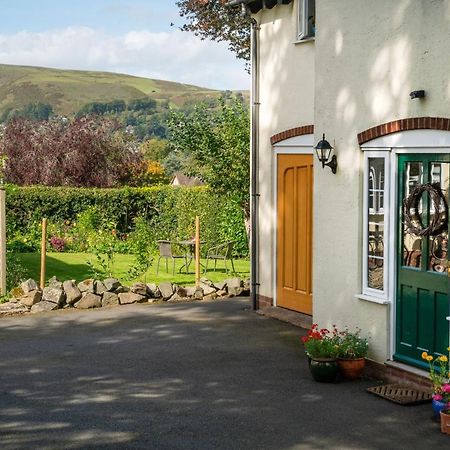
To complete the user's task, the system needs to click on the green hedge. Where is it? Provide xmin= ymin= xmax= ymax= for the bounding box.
xmin=5 ymin=185 xmax=249 ymax=256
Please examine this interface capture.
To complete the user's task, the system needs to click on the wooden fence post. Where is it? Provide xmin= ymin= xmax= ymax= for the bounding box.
xmin=40 ymin=218 xmax=47 ymax=289
xmin=195 ymin=216 xmax=200 ymax=287
xmin=0 ymin=188 xmax=6 ymax=295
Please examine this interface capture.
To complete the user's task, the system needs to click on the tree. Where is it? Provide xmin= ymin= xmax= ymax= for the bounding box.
xmin=140 ymin=138 xmax=170 ymax=162
xmin=1 ymin=117 xmax=140 ymax=187
xmin=2 ymin=102 xmax=54 ymax=122
xmin=176 ymin=0 xmax=251 ymax=65
xmin=168 ymin=96 xmax=250 ymax=220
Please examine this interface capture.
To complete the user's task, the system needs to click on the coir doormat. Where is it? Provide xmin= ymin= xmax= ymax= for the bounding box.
xmin=367 ymin=383 xmax=432 ymax=405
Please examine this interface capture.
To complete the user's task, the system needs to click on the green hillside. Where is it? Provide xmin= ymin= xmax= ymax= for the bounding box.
xmin=0 ymin=64 xmax=236 ymax=116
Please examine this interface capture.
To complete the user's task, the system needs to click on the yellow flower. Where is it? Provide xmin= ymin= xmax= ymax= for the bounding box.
xmin=426 ymin=355 xmax=433 ymax=361
xmin=439 ymin=356 xmax=448 ymax=362
xmin=421 ymin=352 xmax=428 ymax=360
xmin=447 ymin=347 xmax=450 ymax=351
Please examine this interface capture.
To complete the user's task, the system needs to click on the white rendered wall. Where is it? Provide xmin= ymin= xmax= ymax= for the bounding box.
xmin=256 ymin=2 xmax=315 ymax=301
xmin=313 ymin=0 xmax=450 ymax=362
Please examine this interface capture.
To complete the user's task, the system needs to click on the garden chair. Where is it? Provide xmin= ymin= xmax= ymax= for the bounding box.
xmin=156 ymin=240 xmax=190 ymax=275
xmin=204 ymin=241 xmax=235 ymax=273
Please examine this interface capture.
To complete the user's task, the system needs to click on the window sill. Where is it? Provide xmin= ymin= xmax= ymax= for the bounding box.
xmin=293 ymin=37 xmax=315 ymax=45
xmin=355 ymin=293 xmax=390 ymax=305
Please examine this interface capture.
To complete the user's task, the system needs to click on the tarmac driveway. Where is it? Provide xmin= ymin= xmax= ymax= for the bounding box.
xmin=0 ymin=298 xmax=446 ymax=449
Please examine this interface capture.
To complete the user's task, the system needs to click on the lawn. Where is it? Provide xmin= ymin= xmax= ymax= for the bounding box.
xmin=17 ymin=252 xmax=250 ymax=286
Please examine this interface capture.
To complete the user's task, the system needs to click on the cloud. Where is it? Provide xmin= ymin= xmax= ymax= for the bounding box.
xmin=0 ymin=26 xmax=250 ymax=90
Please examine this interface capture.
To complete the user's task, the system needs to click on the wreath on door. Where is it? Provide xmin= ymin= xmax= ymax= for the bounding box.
xmin=403 ymin=183 xmax=448 ymax=237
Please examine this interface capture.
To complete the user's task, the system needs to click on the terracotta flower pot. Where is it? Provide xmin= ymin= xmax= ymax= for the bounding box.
xmin=337 ymin=357 xmax=366 ymax=380
xmin=440 ymin=410 xmax=450 ymax=435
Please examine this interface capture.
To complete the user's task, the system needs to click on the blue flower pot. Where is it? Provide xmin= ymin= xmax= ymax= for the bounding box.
xmin=432 ymin=398 xmax=447 ymax=418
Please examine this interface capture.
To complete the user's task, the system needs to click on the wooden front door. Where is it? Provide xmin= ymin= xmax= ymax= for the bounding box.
xmin=395 ymin=154 xmax=449 ymax=369
xmin=276 ymin=154 xmax=313 ymax=315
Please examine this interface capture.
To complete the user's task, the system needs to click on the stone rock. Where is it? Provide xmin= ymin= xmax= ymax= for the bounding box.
xmin=118 ymin=292 xmax=147 ymax=305
xmin=159 ymin=282 xmax=174 ymax=300
xmin=95 ymin=281 xmax=107 ymax=295
xmin=172 ymin=286 xmax=185 ymax=298
xmin=213 ymin=280 xmax=227 ymax=291
xmin=146 ymin=283 xmax=161 ymax=298
xmin=102 ymin=291 xmax=120 ymax=307
xmin=200 ymin=277 xmax=214 ymax=287
xmin=42 ymin=287 xmax=65 ymax=305
xmin=63 ymin=280 xmax=82 ymax=305
xmin=167 ymin=293 xmax=186 ymax=302
xmin=10 ymin=286 xmax=25 ymax=299
xmin=185 ymin=286 xmax=197 ymax=297
xmin=242 ymin=278 xmax=250 ymax=295
xmin=115 ymin=285 xmax=130 ymax=294
xmin=75 ymin=293 xmax=102 ymax=309
xmin=199 ymin=282 xmax=216 ymax=296
xmin=78 ymin=279 xmax=95 ymax=293
xmin=0 ymin=301 xmax=29 ymax=315
xmin=194 ymin=287 xmax=204 ymax=300
xmin=148 ymin=298 xmax=161 ymax=303
xmin=19 ymin=290 xmax=42 ymax=307
xmin=31 ymin=301 xmax=59 ymax=313
xmin=130 ymin=282 xmax=148 ymax=296
xmin=203 ymin=293 xmax=218 ymax=301
xmin=216 ymin=289 xmax=228 ymax=297
xmin=48 ymin=276 xmax=63 ymax=290
xmin=21 ymin=279 xmax=39 ymax=294
xmin=104 ymin=278 xmax=121 ymax=291
xmin=225 ymin=277 xmax=243 ymax=296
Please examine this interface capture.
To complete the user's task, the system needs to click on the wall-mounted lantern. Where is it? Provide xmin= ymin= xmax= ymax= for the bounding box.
xmin=314 ymin=133 xmax=337 ymax=174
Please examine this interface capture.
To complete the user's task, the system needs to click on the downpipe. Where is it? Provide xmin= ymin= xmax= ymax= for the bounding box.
xmin=250 ymin=17 xmax=260 ymax=311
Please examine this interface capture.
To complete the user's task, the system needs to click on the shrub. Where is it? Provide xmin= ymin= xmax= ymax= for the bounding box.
xmin=50 ymin=236 xmax=66 ymax=252
xmin=5 ymin=185 xmax=248 ymax=256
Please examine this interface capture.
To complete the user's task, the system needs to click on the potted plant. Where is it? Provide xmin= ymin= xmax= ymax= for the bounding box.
xmin=441 ymin=407 xmax=450 ymax=435
xmin=334 ymin=326 xmax=369 ymax=380
xmin=301 ymin=324 xmax=339 ymax=382
xmin=422 ymin=348 xmax=450 ymax=420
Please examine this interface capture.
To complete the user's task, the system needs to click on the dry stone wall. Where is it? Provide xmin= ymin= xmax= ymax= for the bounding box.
xmin=0 ymin=276 xmax=250 ymax=316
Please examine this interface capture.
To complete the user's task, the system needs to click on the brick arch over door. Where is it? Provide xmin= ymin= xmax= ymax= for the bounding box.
xmin=357 ymin=117 xmax=450 ymax=145
xmin=270 ymin=125 xmax=314 ymax=145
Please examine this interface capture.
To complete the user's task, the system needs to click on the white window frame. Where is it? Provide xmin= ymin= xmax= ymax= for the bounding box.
xmin=361 ymin=150 xmax=390 ymax=302
xmin=297 ymin=0 xmax=315 ymax=41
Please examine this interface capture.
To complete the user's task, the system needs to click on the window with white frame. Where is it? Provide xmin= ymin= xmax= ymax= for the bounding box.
xmin=363 ymin=152 xmax=389 ymax=298
xmin=298 ymin=0 xmax=316 ymax=40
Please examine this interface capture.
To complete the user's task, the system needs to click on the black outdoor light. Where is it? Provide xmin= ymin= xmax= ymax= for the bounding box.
xmin=314 ymin=133 xmax=337 ymax=174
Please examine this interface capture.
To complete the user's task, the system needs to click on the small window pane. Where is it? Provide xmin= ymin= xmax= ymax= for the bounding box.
xmin=306 ymin=0 xmax=316 ymax=37
xmin=299 ymin=0 xmax=316 ymax=39
xmin=367 ymin=157 xmax=385 ymax=290
xmin=428 ymin=162 xmax=449 ymax=273
xmin=402 ymin=162 xmax=423 ymax=268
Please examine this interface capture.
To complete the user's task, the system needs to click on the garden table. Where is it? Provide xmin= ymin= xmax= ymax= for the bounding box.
xmin=177 ymin=240 xmax=205 ymax=273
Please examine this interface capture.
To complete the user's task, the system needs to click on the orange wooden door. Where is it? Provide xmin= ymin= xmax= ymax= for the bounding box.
xmin=277 ymin=154 xmax=313 ymax=315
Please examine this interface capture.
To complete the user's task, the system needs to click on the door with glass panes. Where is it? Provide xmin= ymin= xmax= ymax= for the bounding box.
xmin=395 ymin=154 xmax=449 ymax=369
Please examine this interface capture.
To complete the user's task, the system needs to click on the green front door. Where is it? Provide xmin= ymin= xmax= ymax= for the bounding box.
xmin=395 ymin=154 xmax=449 ymax=369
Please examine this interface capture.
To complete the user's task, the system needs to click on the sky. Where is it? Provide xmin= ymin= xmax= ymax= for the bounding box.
xmin=0 ymin=0 xmax=250 ymax=90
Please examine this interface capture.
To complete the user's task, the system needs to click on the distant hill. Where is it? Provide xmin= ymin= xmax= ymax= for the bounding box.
xmin=0 ymin=64 xmax=245 ymax=117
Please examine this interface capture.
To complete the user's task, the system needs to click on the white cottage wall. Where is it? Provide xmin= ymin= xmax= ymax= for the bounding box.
xmin=256 ymin=2 xmax=315 ymax=302
xmin=314 ymin=0 xmax=450 ymax=362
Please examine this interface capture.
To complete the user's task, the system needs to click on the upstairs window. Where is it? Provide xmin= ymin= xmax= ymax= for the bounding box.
xmin=298 ymin=0 xmax=316 ymax=40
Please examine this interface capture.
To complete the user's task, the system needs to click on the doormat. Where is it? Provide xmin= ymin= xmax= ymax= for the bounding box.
xmin=367 ymin=384 xmax=432 ymax=405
